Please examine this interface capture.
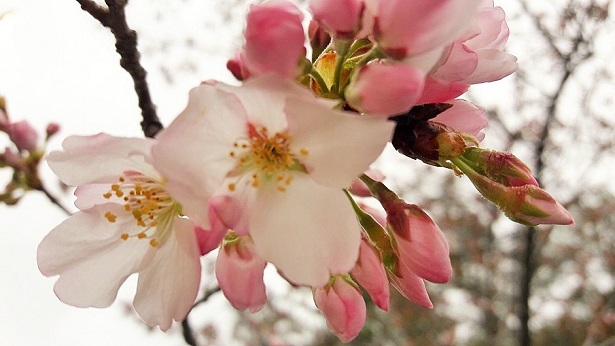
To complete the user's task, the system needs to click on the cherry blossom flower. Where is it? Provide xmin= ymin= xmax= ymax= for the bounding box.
xmin=153 ymin=75 xmax=394 ymax=287
xmin=228 ymin=0 xmax=306 ymax=79
xmin=345 ymin=60 xmax=425 ymax=117
xmin=313 ymin=275 xmax=367 ymax=342
xmin=374 ymin=0 xmax=483 ymax=59
xmin=309 ymin=0 xmax=365 ymax=39
xmin=37 ymin=134 xmax=201 ymax=331
xmin=216 ymin=234 xmax=267 ymax=313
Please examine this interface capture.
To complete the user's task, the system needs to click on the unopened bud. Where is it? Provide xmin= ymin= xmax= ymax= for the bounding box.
xmin=1 ymin=147 xmax=25 ymax=170
xmin=452 ymin=156 xmax=574 ymax=226
xmin=391 ymin=106 xmax=467 ymax=165
xmin=8 ymin=120 xmax=38 ymax=152
xmin=462 ymin=147 xmax=538 ymax=186
xmin=45 ymin=123 xmax=61 ymax=140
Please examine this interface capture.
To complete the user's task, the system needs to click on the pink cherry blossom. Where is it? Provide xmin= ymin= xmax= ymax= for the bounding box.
xmin=351 ymin=237 xmax=390 ymax=311
xmin=387 ymin=203 xmax=452 ymax=284
xmin=232 ymin=0 xmax=306 ymax=79
xmin=38 ymin=134 xmax=201 ymax=331
xmin=432 ymin=99 xmax=488 ymax=141
xmin=8 ymin=120 xmax=38 ymax=152
xmin=313 ymin=276 xmax=367 ymax=342
xmin=374 ymin=0 xmax=483 ymax=59
xmin=345 ymin=61 xmax=425 ymax=117
xmin=152 ymin=75 xmax=394 ymax=287
xmin=388 ymin=257 xmax=434 ymax=309
xmin=430 ymin=0 xmax=518 ymax=84
xmin=309 ymin=0 xmax=365 ymax=39
xmin=216 ymin=235 xmax=267 ymax=313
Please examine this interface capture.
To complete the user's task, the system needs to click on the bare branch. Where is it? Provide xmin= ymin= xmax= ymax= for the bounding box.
xmin=75 ymin=0 xmax=163 ymax=138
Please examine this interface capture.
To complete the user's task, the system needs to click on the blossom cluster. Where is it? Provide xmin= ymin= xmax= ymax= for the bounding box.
xmin=37 ymin=0 xmax=573 ymax=342
xmin=1 ymin=96 xmax=60 ymax=205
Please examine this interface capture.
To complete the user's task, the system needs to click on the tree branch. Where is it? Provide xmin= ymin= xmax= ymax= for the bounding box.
xmin=75 ymin=0 xmax=163 ymax=138
xmin=181 ymin=286 xmax=222 ymax=346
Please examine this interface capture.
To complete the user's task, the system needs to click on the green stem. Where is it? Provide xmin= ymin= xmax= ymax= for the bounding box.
xmin=331 ymin=39 xmax=351 ymax=95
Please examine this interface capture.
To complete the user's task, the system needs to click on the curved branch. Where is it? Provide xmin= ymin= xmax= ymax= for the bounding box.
xmin=75 ymin=0 xmax=163 ymax=138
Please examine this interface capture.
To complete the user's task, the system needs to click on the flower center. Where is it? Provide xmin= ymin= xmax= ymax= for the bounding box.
xmin=227 ymin=124 xmax=308 ymax=192
xmin=102 ymin=171 xmax=178 ymax=247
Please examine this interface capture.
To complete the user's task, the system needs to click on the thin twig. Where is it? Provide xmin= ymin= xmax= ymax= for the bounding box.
xmin=181 ymin=286 xmax=222 ymax=346
xmin=75 ymin=0 xmax=163 ymax=138
xmin=37 ymin=186 xmax=72 ymax=216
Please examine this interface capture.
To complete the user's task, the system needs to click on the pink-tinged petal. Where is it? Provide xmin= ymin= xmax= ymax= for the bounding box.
xmin=376 ymin=0 xmax=482 ymax=58
xmin=345 ymin=62 xmax=426 ymax=117
xmin=351 ymin=238 xmax=390 ymax=311
xmin=465 ymin=6 xmax=508 ymax=50
xmin=250 ymin=175 xmax=361 ymax=286
xmin=418 ymin=78 xmax=469 ymax=104
xmin=462 ymin=49 xmax=518 ymax=84
xmin=152 ymin=84 xmax=248 ymax=228
xmin=194 ymin=226 xmax=225 ymax=256
xmin=47 ymin=134 xmax=156 ymax=186
xmin=314 ymin=277 xmax=366 ymax=343
xmin=74 ymin=184 xmax=111 ymax=210
xmin=215 ymin=237 xmax=267 ymax=313
xmin=432 ymin=99 xmax=487 ymax=141
xmin=37 ymin=204 xmax=151 ymax=308
xmin=242 ymin=0 xmax=305 ymax=78
xmin=209 ymin=192 xmax=251 ymax=237
xmin=133 ymin=218 xmax=201 ymax=331
xmin=309 ymin=0 xmax=364 ymax=38
xmin=388 ymin=260 xmax=433 ymax=309
xmin=393 ymin=206 xmax=452 ymax=284
xmin=431 ymin=42 xmax=478 ymax=83
xmin=285 ymin=97 xmax=394 ymax=188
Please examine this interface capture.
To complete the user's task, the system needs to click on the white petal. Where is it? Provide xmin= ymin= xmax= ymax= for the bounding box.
xmin=152 ymin=84 xmax=246 ymax=227
xmin=37 ymin=204 xmax=151 ymax=308
xmin=285 ymin=98 xmax=394 ymax=188
xmin=47 ymin=134 xmax=156 ymax=186
xmin=250 ymin=175 xmax=361 ymax=286
xmin=133 ymin=217 xmax=201 ymax=331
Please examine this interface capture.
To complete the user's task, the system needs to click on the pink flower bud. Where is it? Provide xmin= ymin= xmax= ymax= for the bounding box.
xmin=388 ymin=258 xmax=433 ymax=309
xmin=418 ymin=77 xmax=469 ymax=104
xmin=313 ymin=276 xmax=366 ymax=343
xmin=351 ymin=237 xmax=390 ymax=311
xmin=385 ymin=202 xmax=451 ymax=283
xmin=46 ymin=123 xmax=61 ymax=139
xmin=226 ymin=50 xmax=252 ymax=81
xmin=309 ymin=0 xmax=365 ymax=39
xmin=348 ymin=168 xmax=385 ymax=197
xmin=462 ymin=147 xmax=538 ymax=186
xmin=453 ymin=156 xmax=574 ymax=226
xmin=215 ymin=236 xmax=267 ymax=313
xmin=345 ymin=61 xmax=425 ymax=117
xmin=241 ymin=0 xmax=306 ymax=78
xmin=1 ymin=147 xmax=25 ymax=170
xmin=209 ymin=194 xmax=249 ymax=236
xmin=9 ymin=120 xmax=38 ymax=152
xmin=194 ymin=226 xmax=225 ymax=256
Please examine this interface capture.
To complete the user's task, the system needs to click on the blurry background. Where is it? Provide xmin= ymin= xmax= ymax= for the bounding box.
xmin=0 ymin=0 xmax=613 ymax=345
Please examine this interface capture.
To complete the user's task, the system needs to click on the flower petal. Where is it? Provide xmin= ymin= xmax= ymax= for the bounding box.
xmin=285 ymin=98 xmax=394 ymax=188
xmin=152 ymin=84 xmax=248 ymax=228
xmin=250 ymin=175 xmax=361 ymax=286
xmin=37 ymin=204 xmax=151 ymax=308
xmin=47 ymin=134 xmax=156 ymax=186
xmin=132 ymin=217 xmax=201 ymax=331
